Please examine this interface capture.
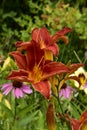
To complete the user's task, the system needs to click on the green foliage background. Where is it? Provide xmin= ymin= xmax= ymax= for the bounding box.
xmin=0 ymin=0 xmax=87 ymax=65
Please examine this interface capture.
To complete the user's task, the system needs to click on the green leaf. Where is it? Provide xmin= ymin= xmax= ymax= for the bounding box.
xmin=18 ymin=103 xmax=39 ymax=117
xmin=69 ymin=102 xmax=80 ymax=119
xmin=2 ymin=11 xmax=16 ymax=19
xmin=34 ymin=110 xmax=45 ymax=130
xmin=18 ymin=110 xmax=39 ymax=126
xmin=0 ymin=103 xmax=13 ymax=118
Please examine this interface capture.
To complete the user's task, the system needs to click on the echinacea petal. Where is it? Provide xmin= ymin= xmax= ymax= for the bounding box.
xmin=14 ymin=88 xmax=24 ymax=98
xmin=65 ymin=88 xmax=70 ymax=98
xmin=62 ymin=89 xmax=66 ymax=98
xmin=21 ymin=84 xmax=32 ymax=94
xmin=59 ymin=85 xmax=74 ymax=99
xmin=84 ymin=84 xmax=87 ymax=94
xmin=3 ymin=85 xmax=13 ymax=95
xmin=84 ymin=83 xmax=87 ymax=88
xmin=59 ymin=90 xmax=63 ymax=97
xmin=1 ymin=83 xmax=12 ymax=90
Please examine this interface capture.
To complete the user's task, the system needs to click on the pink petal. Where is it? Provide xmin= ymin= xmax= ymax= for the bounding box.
xmin=21 ymin=85 xmax=32 ymax=94
xmin=59 ymin=90 xmax=63 ymax=97
xmin=3 ymin=85 xmax=13 ymax=95
xmin=65 ymin=88 xmax=70 ymax=98
xmin=1 ymin=83 xmax=12 ymax=90
xmin=84 ymin=83 xmax=87 ymax=88
xmin=14 ymin=88 xmax=24 ymax=98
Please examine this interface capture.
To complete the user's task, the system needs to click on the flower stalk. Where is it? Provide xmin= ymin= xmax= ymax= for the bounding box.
xmin=46 ymin=103 xmax=56 ymax=130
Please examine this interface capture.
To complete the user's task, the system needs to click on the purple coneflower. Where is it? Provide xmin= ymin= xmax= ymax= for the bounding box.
xmin=1 ymin=80 xmax=32 ymax=98
xmin=59 ymin=83 xmax=75 ymax=99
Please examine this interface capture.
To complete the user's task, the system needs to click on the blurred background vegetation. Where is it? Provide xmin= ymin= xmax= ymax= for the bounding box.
xmin=0 ymin=0 xmax=87 ymax=68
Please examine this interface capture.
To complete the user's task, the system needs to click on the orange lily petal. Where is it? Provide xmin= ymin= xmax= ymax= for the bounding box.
xmin=9 ymin=51 xmax=27 ymax=70
xmin=46 ymin=43 xmax=59 ymax=56
xmin=52 ymin=27 xmax=71 ymax=43
xmin=7 ymin=70 xmax=33 ymax=82
xmin=67 ymin=111 xmax=87 ymax=130
xmin=15 ymin=41 xmax=44 ymax=71
xmin=32 ymin=27 xmax=59 ymax=56
xmin=32 ymin=27 xmax=51 ymax=44
xmin=81 ymin=110 xmax=87 ymax=119
xmin=33 ymin=80 xmax=51 ymax=99
xmin=26 ymin=41 xmax=44 ymax=70
xmin=43 ymin=62 xmax=69 ymax=79
xmin=71 ymin=118 xmax=80 ymax=130
xmin=16 ymin=41 xmax=31 ymax=50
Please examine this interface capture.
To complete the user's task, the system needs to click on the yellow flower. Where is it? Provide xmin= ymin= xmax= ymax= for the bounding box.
xmin=73 ymin=67 xmax=87 ymax=93
xmin=0 ymin=92 xmax=11 ymax=109
xmin=1 ymin=57 xmax=15 ymax=71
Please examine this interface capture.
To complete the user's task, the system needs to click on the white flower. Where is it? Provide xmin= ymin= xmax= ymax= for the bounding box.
xmin=73 ymin=67 xmax=87 ymax=93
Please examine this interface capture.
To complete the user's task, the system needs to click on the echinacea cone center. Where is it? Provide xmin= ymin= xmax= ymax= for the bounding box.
xmin=13 ymin=80 xmax=22 ymax=88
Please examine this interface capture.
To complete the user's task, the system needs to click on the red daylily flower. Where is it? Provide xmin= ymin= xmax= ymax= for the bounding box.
xmin=7 ymin=40 xmax=69 ymax=99
xmin=32 ymin=27 xmax=71 ymax=57
xmin=16 ymin=27 xmax=71 ymax=61
xmin=49 ymin=63 xmax=84 ymax=96
xmin=58 ymin=63 xmax=84 ymax=89
xmin=57 ymin=110 xmax=87 ymax=130
xmin=67 ymin=110 xmax=87 ymax=130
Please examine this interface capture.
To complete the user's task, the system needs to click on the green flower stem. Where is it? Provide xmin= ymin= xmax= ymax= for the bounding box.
xmin=53 ymin=77 xmax=72 ymax=130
